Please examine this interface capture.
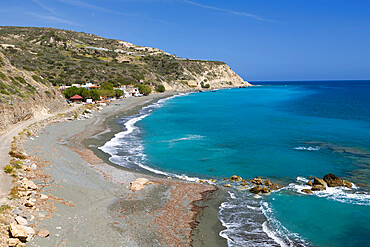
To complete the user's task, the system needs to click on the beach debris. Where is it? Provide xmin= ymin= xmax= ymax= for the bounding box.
xmin=37 ymin=229 xmax=50 ymax=238
xmin=301 ymin=189 xmax=313 ymax=194
xmin=323 ymin=173 xmax=343 ymax=187
xmin=223 ymin=184 xmax=231 ymax=187
xmin=129 ymin=178 xmax=151 ymax=191
xmin=229 ymin=175 xmax=242 ymax=182
xmin=15 ymin=216 xmax=28 ymax=226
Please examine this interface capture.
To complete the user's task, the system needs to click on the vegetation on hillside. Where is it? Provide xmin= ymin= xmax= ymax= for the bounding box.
xmin=0 ymin=26 xmax=228 ymax=91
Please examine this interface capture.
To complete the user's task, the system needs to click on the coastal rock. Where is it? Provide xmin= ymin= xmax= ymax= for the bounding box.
xmin=252 ymin=178 xmax=263 ymax=185
xmin=269 ymin=183 xmax=282 ymax=191
xmin=313 ymin=177 xmax=327 ymax=187
xmin=241 ymin=182 xmax=248 ymax=186
xmin=7 ymin=238 xmax=21 ymax=247
xmin=250 ymin=186 xmax=263 ymax=194
xmin=21 ymin=179 xmax=38 ymax=190
xmin=15 ymin=216 xmax=28 ymax=226
xmin=342 ymin=180 xmax=352 ymax=188
xmin=129 ymin=178 xmax=150 ymax=191
xmin=39 ymin=194 xmax=48 ymax=200
xmin=264 ymin=180 xmax=272 ymax=186
xmin=301 ymin=189 xmax=313 ymax=194
xmin=311 ymin=185 xmax=326 ymax=191
xmin=8 ymin=224 xmax=35 ymax=242
xmin=323 ymin=173 xmax=343 ymax=187
xmin=37 ymin=229 xmax=50 ymax=238
xmin=306 ymin=181 xmax=313 ymax=186
xmin=229 ymin=175 xmax=242 ymax=182
xmin=25 ymin=201 xmax=35 ymax=208
xmin=223 ymin=184 xmax=231 ymax=187
xmin=261 ymin=187 xmax=270 ymax=194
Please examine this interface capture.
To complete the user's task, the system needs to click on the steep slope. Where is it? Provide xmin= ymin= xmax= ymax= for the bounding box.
xmin=0 ymin=51 xmax=66 ymax=132
xmin=0 ymin=26 xmax=250 ymax=91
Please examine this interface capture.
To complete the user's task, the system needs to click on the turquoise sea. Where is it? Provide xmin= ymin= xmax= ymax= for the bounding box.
xmin=100 ymin=81 xmax=370 ymax=246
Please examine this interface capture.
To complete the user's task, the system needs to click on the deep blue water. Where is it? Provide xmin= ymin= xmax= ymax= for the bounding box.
xmin=100 ymin=81 xmax=370 ymax=246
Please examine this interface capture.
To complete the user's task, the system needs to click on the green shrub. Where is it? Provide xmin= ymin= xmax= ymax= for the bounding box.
xmin=155 ymin=84 xmax=165 ymax=92
xmin=4 ymin=165 xmax=13 ymax=173
xmin=0 ymin=204 xmax=11 ymax=213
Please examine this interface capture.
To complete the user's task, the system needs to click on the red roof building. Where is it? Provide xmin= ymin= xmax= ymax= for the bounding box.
xmin=69 ymin=94 xmax=83 ymax=101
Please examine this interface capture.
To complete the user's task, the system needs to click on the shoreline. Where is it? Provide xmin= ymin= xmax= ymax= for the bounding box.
xmin=20 ymin=92 xmax=227 ymax=246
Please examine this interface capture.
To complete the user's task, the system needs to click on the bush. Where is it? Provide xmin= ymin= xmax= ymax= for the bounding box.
xmin=0 ymin=204 xmax=11 ymax=213
xmin=8 ymin=150 xmax=26 ymax=159
xmin=4 ymin=165 xmax=13 ymax=173
xmin=135 ymin=83 xmax=152 ymax=95
xmin=155 ymin=84 xmax=165 ymax=92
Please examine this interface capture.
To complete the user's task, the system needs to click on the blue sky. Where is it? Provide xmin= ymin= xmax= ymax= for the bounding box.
xmin=1 ymin=0 xmax=369 ymax=81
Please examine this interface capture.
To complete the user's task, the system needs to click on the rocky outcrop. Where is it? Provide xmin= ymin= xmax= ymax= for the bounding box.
xmin=301 ymin=189 xmax=313 ymax=194
xmin=342 ymin=180 xmax=352 ymax=188
xmin=0 ymin=52 xmax=67 ymax=132
xmin=313 ymin=177 xmax=327 ymax=187
xmin=323 ymin=173 xmax=343 ymax=187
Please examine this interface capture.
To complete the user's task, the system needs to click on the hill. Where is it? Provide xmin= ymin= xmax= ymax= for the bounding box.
xmin=0 ymin=26 xmax=250 ymax=91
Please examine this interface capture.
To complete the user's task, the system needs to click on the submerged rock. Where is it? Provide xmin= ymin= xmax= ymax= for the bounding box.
xmin=323 ymin=173 xmax=343 ymax=187
xmin=229 ymin=175 xmax=242 ymax=182
xmin=250 ymin=186 xmax=263 ymax=194
xmin=301 ymin=189 xmax=313 ymax=194
xmin=311 ymin=185 xmax=326 ymax=191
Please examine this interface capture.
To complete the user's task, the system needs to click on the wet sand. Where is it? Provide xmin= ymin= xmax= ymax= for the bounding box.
xmin=23 ymin=93 xmax=227 ymax=246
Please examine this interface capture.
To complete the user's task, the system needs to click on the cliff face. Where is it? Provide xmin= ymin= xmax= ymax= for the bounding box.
xmin=0 ymin=52 xmax=66 ymax=132
xmin=0 ymin=26 xmax=250 ymax=92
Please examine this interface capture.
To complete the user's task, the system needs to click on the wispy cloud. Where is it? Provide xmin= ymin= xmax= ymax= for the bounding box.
xmin=182 ymin=0 xmax=275 ymax=22
xmin=31 ymin=0 xmax=58 ymax=16
xmin=28 ymin=12 xmax=81 ymax=26
xmin=56 ymin=0 xmax=173 ymax=24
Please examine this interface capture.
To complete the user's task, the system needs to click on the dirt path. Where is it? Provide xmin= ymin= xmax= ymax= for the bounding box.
xmin=0 ymin=105 xmax=81 ymax=204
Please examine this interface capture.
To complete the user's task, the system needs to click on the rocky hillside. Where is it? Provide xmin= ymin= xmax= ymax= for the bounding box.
xmin=0 ymin=26 xmax=250 ymax=91
xmin=0 ymin=51 xmax=66 ymax=132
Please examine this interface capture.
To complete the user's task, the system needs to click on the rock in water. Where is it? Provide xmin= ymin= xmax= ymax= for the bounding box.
xmin=250 ymin=186 xmax=263 ymax=194
xmin=301 ymin=189 xmax=313 ymax=194
xmin=342 ymin=180 xmax=352 ymax=188
xmin=264 ymin=180 xmax=272 ymax=186
xmin=261 ymin=187 xmax=270 ymax=193
xmin=306 ymin=180 xmax=313 ymax=186
xmin=223 ymin=184 xmax=231 ymax=187
xmin=313 ymin=177 xmax=327 ymax=187
xmin=229 ymin=175 xmax=242 ymax=182
xmin=323 ymin=173 xmax=343 ymax=187
xmin=311 ymin=185 xmax=326 ymax=191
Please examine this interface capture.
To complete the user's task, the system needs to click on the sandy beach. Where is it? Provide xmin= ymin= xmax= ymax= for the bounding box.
xmin=18 ymin=92 xmax=227 ymax=246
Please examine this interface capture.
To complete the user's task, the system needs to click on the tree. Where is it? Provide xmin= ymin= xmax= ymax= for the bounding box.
xmin=155 ymin=84 xmax=165 ymax=92
xmin=63 ymin=86 xmax=79 ymax=99
xmin=135 ymin=83 xmax=151 ymax=95
xmin=115 ymin=89 xmax=124 ymax=98
xmin=89 ymin=89 xmax=100 ymax=101
xmin=100 ymin=82 xmax=113 ymax=91
xmin=78 ymin=88 xmax=89 ymax=99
